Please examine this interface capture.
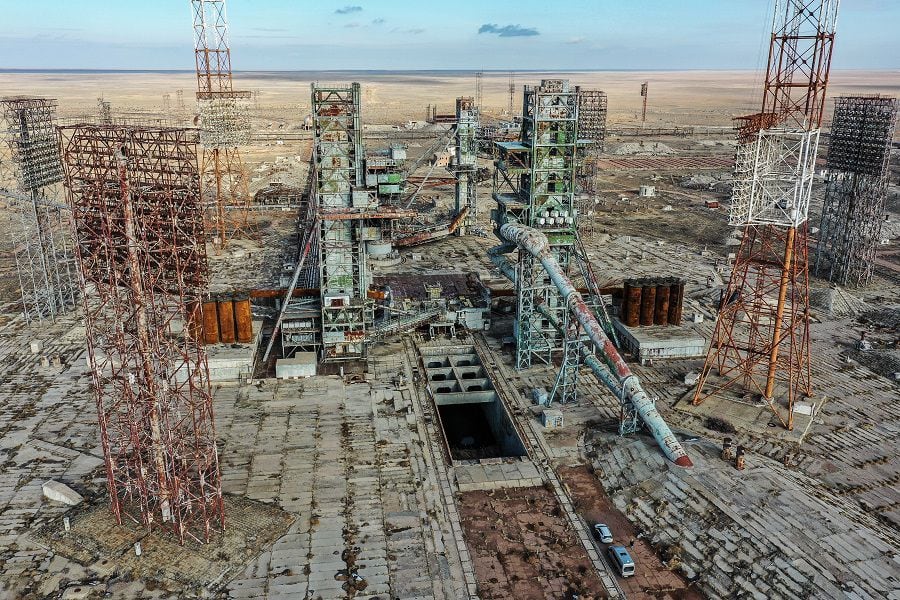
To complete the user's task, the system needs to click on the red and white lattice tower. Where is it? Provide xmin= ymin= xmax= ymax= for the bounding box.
xmin=692 ymin=0 xmax=839 ymax=430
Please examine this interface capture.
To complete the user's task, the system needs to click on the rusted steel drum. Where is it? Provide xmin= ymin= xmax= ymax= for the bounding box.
xmin=234 ymin=297 xmax=253 ymax=343
xmin=669 ymin=279 xmax=685 ymax=325
xmin=217 ymin=298 xmax=236 ymax=344
xmin=654 ymin=282 xmax=671 ymax=325
xmin=639 ymin=281 xmax=656 ymax=326
xmin=623 ymin=280 xmax=642 ymax=327
xmin=202 ymin=299 xmax=220 ymax=344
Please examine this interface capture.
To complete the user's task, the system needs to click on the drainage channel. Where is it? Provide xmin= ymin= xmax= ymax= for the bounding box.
xmin=402 ymin=337 xmax=481 ymax=599
xmin=472 ymin=334 xmax=627 ymax=600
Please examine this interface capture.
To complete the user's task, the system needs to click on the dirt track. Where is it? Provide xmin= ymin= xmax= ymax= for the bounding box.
xmin=458 ymin=486 xmax=609 ymax=600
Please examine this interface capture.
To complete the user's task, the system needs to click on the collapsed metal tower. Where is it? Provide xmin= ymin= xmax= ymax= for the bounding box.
xmin=0 ymin=97 xmax=77 ymax=322
xmin=191 ymin=0 xmax=252 ymax=247
xmin=815 ymin=95 xmax=898 ymax=287
xmin=493 ymin=79 xmax=581 ymax=369
xmin=60 ymin=124 xmax=224 ymax=544
xmin=693 ymin=0 xmax=839 ymax=430
xmin=454 ymin=96 xmax=479 ymax=235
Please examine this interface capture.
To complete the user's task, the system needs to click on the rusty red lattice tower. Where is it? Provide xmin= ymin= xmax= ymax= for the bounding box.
xmin=60 ymin=124 xmax=224 ymax=543
xmin=692 ymin=0 xmax=838 ymax=430
xmin=192 ymin=0 xmax=252 ymax=248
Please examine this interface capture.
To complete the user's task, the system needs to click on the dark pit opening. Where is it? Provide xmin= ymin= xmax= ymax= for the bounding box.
xmin=432 ymin=373 xmax=447 ymax=381
xmin=437 ymin=402 xmax=526 ymax=461
xmin=461 ymin=371 xmax=477 ymax=379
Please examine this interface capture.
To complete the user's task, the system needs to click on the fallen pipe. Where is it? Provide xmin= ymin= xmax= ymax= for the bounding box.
xmin=496 ymin=222 xmax=693 ymax=467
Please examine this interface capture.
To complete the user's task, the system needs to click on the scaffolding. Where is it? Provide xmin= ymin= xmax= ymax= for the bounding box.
xmin=1 ymin=96 xmax=77 ymax=323
xmin=59 ymin=124 xmax=224 ymax=544
xmin=815 ymin=95 xmax=898 ymax=287
xmin=693 ymin=0 xmax=839 ymax=430
xmin=475 ymin=71 xmax=484 ymax=113
xmin=493 ymin=79 xmax=581 ymax=369
xmin=313 ymin=83 xmax=373 ymax=362
xmin=576 ymin=90 xmax=608 ymax=242
xmin=191 ymin=0 xmax=252 ymax=248
xmin=454 ymin=96 xmax=479 ymax=235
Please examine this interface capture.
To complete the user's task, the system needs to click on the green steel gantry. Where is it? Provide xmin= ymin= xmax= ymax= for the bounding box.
xmin=492 ymin=79 xmax=581 ymax=370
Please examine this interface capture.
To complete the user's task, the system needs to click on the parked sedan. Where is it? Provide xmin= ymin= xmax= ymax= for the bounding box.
xmin=593 ymin=522 xmax=613 ymax=544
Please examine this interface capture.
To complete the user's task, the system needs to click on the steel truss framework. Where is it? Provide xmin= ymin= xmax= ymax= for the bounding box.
xmin=575 ymin=90 xmax=608 ymax=242
xmin=312 ymin=83 xmax=386 ymax=361
xmin=815 ymin=95 xmax=899 ymax=287
xmin=192 ymin=0 xmax=252 ymax=247
xmin=454 ymin=97 xmax=479 ymax=235
xmin=694 ymin=0 xmax=838 ymax=429
xmin=60 ymin=124 xmax=224 ymax=544
xmin=1 ymin=97 xmax=77 ymax=323
xmin=493 ymin=79 xmax=581 ymax=369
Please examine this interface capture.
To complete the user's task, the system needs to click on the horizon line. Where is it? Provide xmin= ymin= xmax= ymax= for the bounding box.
xmin=2 ymin=67 xmax=898 ymax=75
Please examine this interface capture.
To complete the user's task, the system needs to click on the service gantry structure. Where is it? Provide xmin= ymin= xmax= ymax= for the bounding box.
xmin=575 ymin=89 xmax=608 ymax=242
xmin=488 ymin=79 xmax=691 ymax=467
xmin=60 ymin=124 xmax=224 ymax=544
xmin=693 ymin=0 xmax=840 ymax=430
xmin=0 ymin=96 xmax=77 ymax=323
xmin=191 ymin=0 xmax=252 ymax=247
xmin=311 ymin=83 xmax=414 ymax=361
xmin=454 ymin=96 xmax=479 ymax=235
xmin=815 ymin=95 xmax=898 ymax=287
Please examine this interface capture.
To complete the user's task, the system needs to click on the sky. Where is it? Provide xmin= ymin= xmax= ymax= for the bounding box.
xmin=0 ymin=0 xmax=897 ymax=71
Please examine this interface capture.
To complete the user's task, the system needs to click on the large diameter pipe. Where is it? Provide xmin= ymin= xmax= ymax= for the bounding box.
xmin=499 ymin=222 xmax=692 ymax=467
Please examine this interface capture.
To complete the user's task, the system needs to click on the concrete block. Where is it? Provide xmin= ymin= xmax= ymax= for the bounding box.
xmin=42 ymin=480 xmax=83 ymax=506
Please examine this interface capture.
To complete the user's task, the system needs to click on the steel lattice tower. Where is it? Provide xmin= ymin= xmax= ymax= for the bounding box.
xmin=192 ymin=0 xmax=252 ymax=248
xmin=60 ymin=124 xmax=224 ymax=544
xmin=1 ymin=97 xmax=77 ymax=323
xmin=475 ymin=71 xmax=484 ymax=113
xmin=454 ymin=97 xmax=479 ymax=235
xmin=693 ymin=0 xmax=839 ymax=430
xmin=575 ymin=90 xmax=608 ymax=242
xmin=815 ymin=95 xmax=898 ymax=287
xmin=493 ymin=80 xmax=581 ymax=369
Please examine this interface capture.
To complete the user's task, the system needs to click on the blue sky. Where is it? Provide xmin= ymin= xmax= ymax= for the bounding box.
xmin=0 ymin=0 xmax=897 ymax=70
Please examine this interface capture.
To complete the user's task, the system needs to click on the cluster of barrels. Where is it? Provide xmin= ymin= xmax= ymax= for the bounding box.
xmin=621 ymin=278 xmax=685 ymax=327
xmin=191 ymin=296 xmax=253 ymax=344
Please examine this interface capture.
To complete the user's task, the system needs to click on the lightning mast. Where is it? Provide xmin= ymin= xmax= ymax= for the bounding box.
xmin=191 ymin=0 xmax=252 ymax=248
xmin=692 ymin=0 xmax=839 ymax=430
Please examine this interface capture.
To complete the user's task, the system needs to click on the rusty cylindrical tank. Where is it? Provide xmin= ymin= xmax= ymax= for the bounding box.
xmin=218 ymin=298 xmax=236 ymax=344
xmin=668 ymin=279 xmax=685 ymax=325
xmin=202 ymin=299 xmax=220 ymax=344
xmin=234 ymin=296 xmax=253 ymax=343
xmin=639 ymin=280 xmax=656 ymax=326
xmin=185 ymin=301 xmax=203 ymax=342
xmin=654 ymin=280 xmax=671 ymax=325
xmin=623 ymin=280 xmax=642 ymax=327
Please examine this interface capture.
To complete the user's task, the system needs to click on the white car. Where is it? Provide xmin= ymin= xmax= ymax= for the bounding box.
xmin=593 ymin=523 xmax=613 ymax=544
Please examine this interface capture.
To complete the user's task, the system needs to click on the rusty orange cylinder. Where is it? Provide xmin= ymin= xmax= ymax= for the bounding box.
xmin=668 ymin=279 xmax=685 ymax=326
xmin=185 ymin=301 xmax=203 ymax=342
xmin=202 ymin=300 xmax=220 ymax=344
xmin=639 ymin=282 xmax=656 ymax=326
xmin=234 ymin=297 xmax=253 ymax=343
xmin=654 ymin=282 xmax=671 ymax=326
xmin=218 ymin=299 xmax=236 ymax=344
xmin=623 ymin=280 xmax=642 ymax=327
